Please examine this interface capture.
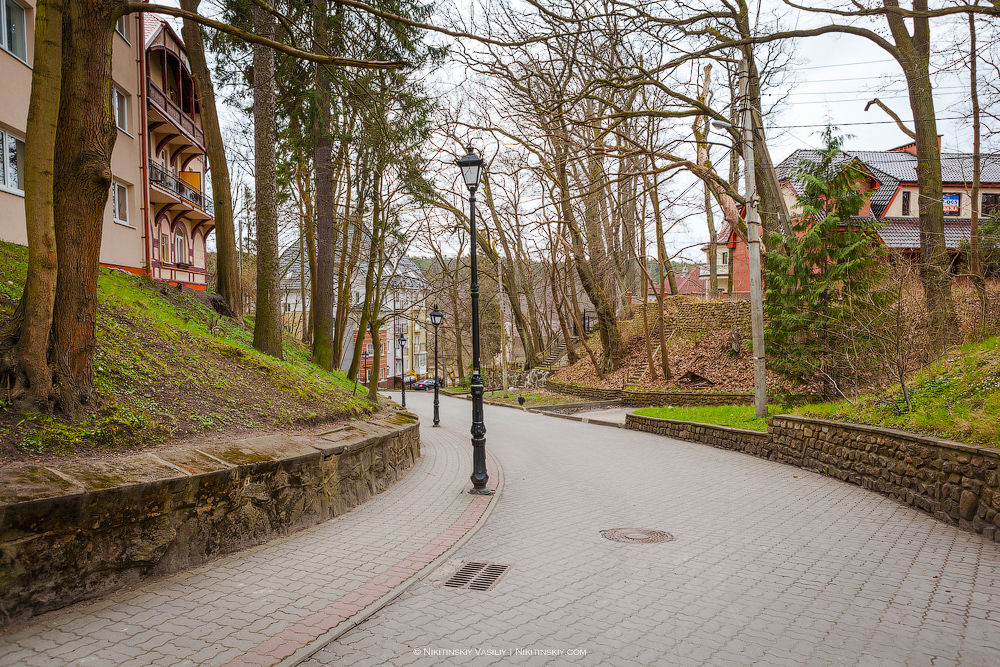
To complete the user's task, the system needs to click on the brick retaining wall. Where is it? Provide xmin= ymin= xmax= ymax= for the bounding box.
xmin=625 ymin=412 xmax=1000 ymax=542
xmin=0 ymin=412 xmax=421 ymax=627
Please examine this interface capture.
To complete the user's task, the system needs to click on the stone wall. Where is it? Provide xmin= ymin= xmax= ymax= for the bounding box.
xmin=0 ymin=412 xmax=420 ymax=627
xmin=675 ymin=300 xmax=750 ymax=335
xmin=545 ymin=379 xmax=756 ymax=407
xmin=625 ymin=412 xmax=1000 ymax=543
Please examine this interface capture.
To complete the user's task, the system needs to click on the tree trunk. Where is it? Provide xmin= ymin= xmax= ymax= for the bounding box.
xmin=180 ymin=0 xmax=240 ymax=316
xmin=251 ymin=6 xmax=282 ymax=358
xmin=11 ymin=0 xmax=63 ymax=408
xmin=968 ymin=12 xmax=985 ymax=328
xmin=51 ymin=0 xmax=120 ymax=416
xmin=311 ymin=0 xmax=336 ymax=369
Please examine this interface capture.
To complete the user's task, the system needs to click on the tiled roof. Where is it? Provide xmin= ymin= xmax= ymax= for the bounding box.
xmin=876 ymin=218 xmax=972 ymax=250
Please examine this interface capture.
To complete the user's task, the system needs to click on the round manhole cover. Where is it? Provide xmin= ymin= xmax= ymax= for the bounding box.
xmin=600 ymin=528 xmax=674 ymax=544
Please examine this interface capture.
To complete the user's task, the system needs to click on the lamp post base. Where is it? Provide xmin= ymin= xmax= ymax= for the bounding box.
xmin=469 ymin=488 xmax=494 ymax=495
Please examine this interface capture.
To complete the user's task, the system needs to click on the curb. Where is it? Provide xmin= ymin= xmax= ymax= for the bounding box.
xmin=281 ymin=451 xmax=506 ymax=666
xmin=441 ymin=391 xmax=627 ymax=428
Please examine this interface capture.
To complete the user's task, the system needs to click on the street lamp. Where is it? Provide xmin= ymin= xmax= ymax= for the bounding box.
xmin=429 ymin=304 xmax=444 ymax=427
xmin=457 ymin=145 xmax=491 ymax=495
xmin=361 ymin=348 xmax=371 ymax=388
xmin=397 ymin=331 xmax=407 ymax=408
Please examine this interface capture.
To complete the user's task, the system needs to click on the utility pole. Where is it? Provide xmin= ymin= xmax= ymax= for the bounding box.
xmin=739 ymin=59 xmax=768 ymax=418
xmin=498 ymin=254 xmax=508 ymax=390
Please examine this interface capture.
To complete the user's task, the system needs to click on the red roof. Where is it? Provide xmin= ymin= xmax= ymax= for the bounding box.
xmin=648 ymin=267 xmax=706 ymax=296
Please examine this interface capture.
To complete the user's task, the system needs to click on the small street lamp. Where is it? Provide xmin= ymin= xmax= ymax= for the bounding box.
xmin=361 ymin=348 xmax=371 ymax=388
xmin=430 ymin=304 xmax=444 ymax=427
xmin=398 ymin=331 xmax=407 ymax=408
xmin=457 ymin=145 xmax=491 ymax=495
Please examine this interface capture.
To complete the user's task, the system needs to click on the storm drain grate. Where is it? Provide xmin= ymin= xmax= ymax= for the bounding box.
xmin=600 ymin=528 xmax=674 ymax=544
xmin=443 ymin=562 xmax=511 ymax=591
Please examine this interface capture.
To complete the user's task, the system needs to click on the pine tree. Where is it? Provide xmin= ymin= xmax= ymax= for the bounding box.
xmin=765 ymin=127 xmax=890 ymax=399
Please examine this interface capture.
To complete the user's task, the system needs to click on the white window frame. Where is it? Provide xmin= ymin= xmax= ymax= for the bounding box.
xmin=175 ymin=233 xmax=187 ymax=265
xmin=721 ymin=251 xmax=728 ymax=266
xmin=1 ymin=0 xmax=27 ymax=64
xmin=112 ymin=86 xmax=130 ymax=135
xmin=111 ymin=181 xmax=131 ymax=227
xmin=160 ymin=231 xmax=171 ymax=263
xmin=0 ymin=128 xmax=25 ymax=196
xmin=115 ymin=14 xmax=130 ymax=42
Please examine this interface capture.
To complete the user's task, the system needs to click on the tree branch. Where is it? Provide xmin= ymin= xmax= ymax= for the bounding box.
xmin=865 ymin=98 xmax=916 ymax=139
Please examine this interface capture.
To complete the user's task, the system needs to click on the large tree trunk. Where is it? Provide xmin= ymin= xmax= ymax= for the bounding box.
xmin=251 ymin=7 xmax=282 ymax=358
xmin=968 ymin=12 xmax=985 ymax=326
xmin=51 ymin=0 xmax=119 ymax=416
xmin=11 ymin=0 xmax=63 ymax=408
xmin=180 ymin=0 xmax=240 ymax=317
xmin=311 ymin=0 xmax=336 ymax=369
xmin=693 ymin=64 xmax=719 ymax=295
xmin=885 ymin=1 xmax=957 ymax=347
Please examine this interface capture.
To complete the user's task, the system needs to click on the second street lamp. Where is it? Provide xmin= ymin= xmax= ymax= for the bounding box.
xmin=398 ymin=331 xmax=407 ymax=408
xmin=430 ymin=304 xmax=444 ymax=427
xmin=457 ymin=145 xmax=491 ymax=495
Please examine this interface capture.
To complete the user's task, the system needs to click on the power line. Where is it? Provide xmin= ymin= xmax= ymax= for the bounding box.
xmin=766 ymin=116 xmax=968 ymax=130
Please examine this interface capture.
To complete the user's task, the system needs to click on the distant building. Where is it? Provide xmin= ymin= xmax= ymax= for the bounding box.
xmin=0 ymin=10 xmax=215 ymax=290
xmin=710 ymin=142 xmax=1000 ymax=294
xmin=276 ymin=245 xmax=431 ymax=383
xmin=646 ymin=266 xmax=707 ymax=297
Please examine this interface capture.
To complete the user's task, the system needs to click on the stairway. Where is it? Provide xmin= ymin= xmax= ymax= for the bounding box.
xmin=535 ymin=337 xmax=576 ymax=369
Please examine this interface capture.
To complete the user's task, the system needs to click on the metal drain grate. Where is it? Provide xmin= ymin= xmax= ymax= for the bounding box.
xmin=600 ymin=528 xmax=674 ymax=544
xmin=443 ymin=562 xmax=511 ymax=591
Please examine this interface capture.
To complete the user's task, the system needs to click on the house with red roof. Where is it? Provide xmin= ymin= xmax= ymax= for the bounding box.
xmin=708 ymin=141 xmax=1000 ymax=294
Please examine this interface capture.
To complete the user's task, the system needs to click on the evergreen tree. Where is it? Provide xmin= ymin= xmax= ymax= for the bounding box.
xmin=765 ymin=127 xmax=890 ymax=399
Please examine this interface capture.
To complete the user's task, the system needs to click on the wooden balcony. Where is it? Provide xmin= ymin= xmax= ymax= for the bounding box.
xmin=149 ymin=161 xmax=214 ymax=216
xmin=147 ymin=77 xmax=205 ymax=147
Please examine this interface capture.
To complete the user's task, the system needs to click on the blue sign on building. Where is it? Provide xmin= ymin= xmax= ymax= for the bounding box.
xmin=943 ymin=193 xmax=961 ymax=215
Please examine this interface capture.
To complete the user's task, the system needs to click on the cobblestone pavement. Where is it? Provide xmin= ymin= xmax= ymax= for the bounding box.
xmin=307 ymin=392 xmax=1000 ymax=666
xmin=0 ymin=420 xmax=497 ymax=666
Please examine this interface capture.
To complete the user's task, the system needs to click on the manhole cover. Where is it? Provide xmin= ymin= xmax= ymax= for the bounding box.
xmin=443 ymin=562 xmax=511 ymax=591
xmin=600 ymin=528 xmax=674 ymax=544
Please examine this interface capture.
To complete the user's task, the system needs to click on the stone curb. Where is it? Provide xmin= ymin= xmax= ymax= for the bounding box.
xmin=279 ymin=452 xmax=506 ymax=666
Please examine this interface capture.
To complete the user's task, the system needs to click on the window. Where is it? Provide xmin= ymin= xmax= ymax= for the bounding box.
xmin=160 ymin=232 xmax=170 ymax=261
xmin=366 ymin=343 xmax=374 ymax=355
xmin=721 ymin=251 xmax=728 ymax=266
xmin=943 ymin=192 xmax=961 ymax=217
xmin=1 ymin=0 xmax=26 ymax=62
xmin=175 ymin=234 xmax=187 ymax=265
xmin=982 ymin=193 xmax=1000 ymax=217
xmin=0 ymin=129 xmax=24 ymax=193
xmin=112 ymin=87 xmax=129 ymax=133
xmin=111 ymin=181 xmax=129 ymax=225
xmin=115 ymin=15 xmax=129 ymax=41
xmin=901 ymin=191 xmax=911 ymax=216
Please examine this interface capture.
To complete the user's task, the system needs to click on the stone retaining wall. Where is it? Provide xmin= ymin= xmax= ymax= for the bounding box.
xmin=675 ymin=300 xmax=750 ymax=335
xmin=0 ymin=412 xmax=420 ymax=627
xmin=625 ymin=412 xmax=1000 ymax=542
xmin=545 ymin=379 xmax=756 ymax=407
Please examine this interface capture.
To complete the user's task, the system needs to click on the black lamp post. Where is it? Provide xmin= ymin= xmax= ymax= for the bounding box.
xmin=398 ymin=331 xmax=407 ymax=408
xmin=457 ymin=145 xmax=491 ymax=495
xmin=361 ymin=348 xmax=371 ymax=387
xmin=430 ymin=304 xmax=444 ymax=427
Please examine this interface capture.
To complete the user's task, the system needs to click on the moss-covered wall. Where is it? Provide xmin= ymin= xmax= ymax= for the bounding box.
xmin=0 ymin=412 xmax=420 ymax=627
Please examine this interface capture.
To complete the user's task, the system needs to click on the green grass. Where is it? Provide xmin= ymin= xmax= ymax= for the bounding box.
xmin=632 ymin=404 xmax=775 ymax=431
xmin=0 ymin=241 xmax=372 ymax=459
xmin=793 ymin=335 xmax=1000 ymax=448
xmin=481 ymin=389 xmax=578 ymax=408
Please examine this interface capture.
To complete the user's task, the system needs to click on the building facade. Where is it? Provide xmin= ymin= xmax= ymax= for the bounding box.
xmin=0 ymin=7 xmax=214 ymax=289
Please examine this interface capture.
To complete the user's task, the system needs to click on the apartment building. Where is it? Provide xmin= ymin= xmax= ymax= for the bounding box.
xmin=0 ymin=6 xmax=215 ymax=290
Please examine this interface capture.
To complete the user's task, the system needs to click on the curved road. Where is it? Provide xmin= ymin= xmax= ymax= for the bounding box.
xmin=307 ymin=391 xmax=1000 ymax=665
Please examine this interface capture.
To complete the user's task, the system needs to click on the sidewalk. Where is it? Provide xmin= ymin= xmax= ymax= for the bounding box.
xmin=0 ymin=422 xmax=499 ymax=667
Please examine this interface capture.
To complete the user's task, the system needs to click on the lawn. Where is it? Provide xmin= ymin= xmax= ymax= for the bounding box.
xmin=631 ymin=404 xmax=774 ymax=431
xmin=793 ymin=335 xmax=1000 ymax=448
xmin=0 ymin=241 xmax=371 ymax=461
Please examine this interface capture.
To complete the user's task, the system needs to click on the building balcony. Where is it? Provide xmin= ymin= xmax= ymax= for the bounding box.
xmin=149 ymin=161 xmax=214 ymax=217
xmin=147 ymin=77 xmax=205 ymax=148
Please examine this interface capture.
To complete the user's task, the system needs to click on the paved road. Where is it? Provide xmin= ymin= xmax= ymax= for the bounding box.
xmin=0 ymin=420 xmax=497 ymax=667
xmin=309 ymin=391 xmax=1000 ymax=666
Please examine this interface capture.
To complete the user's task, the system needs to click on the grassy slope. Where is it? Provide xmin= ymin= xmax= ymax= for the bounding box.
xmin=481 ymin=389 xmax=577 ymax=408
xmin=631 ymin=405 xmax=771 ymax=432
xmin=794 ymin=336 xmax=1000 ymax=448
xmin=0 ymin=241 xmax=370 ymax=461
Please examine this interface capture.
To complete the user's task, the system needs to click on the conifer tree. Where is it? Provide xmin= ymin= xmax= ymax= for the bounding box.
xmin=765 ymin=127 xmax=890 ymax=399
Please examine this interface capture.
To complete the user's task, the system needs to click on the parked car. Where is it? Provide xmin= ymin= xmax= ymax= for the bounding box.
xmin=412 ymin=378 xmax=442 ymax=390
